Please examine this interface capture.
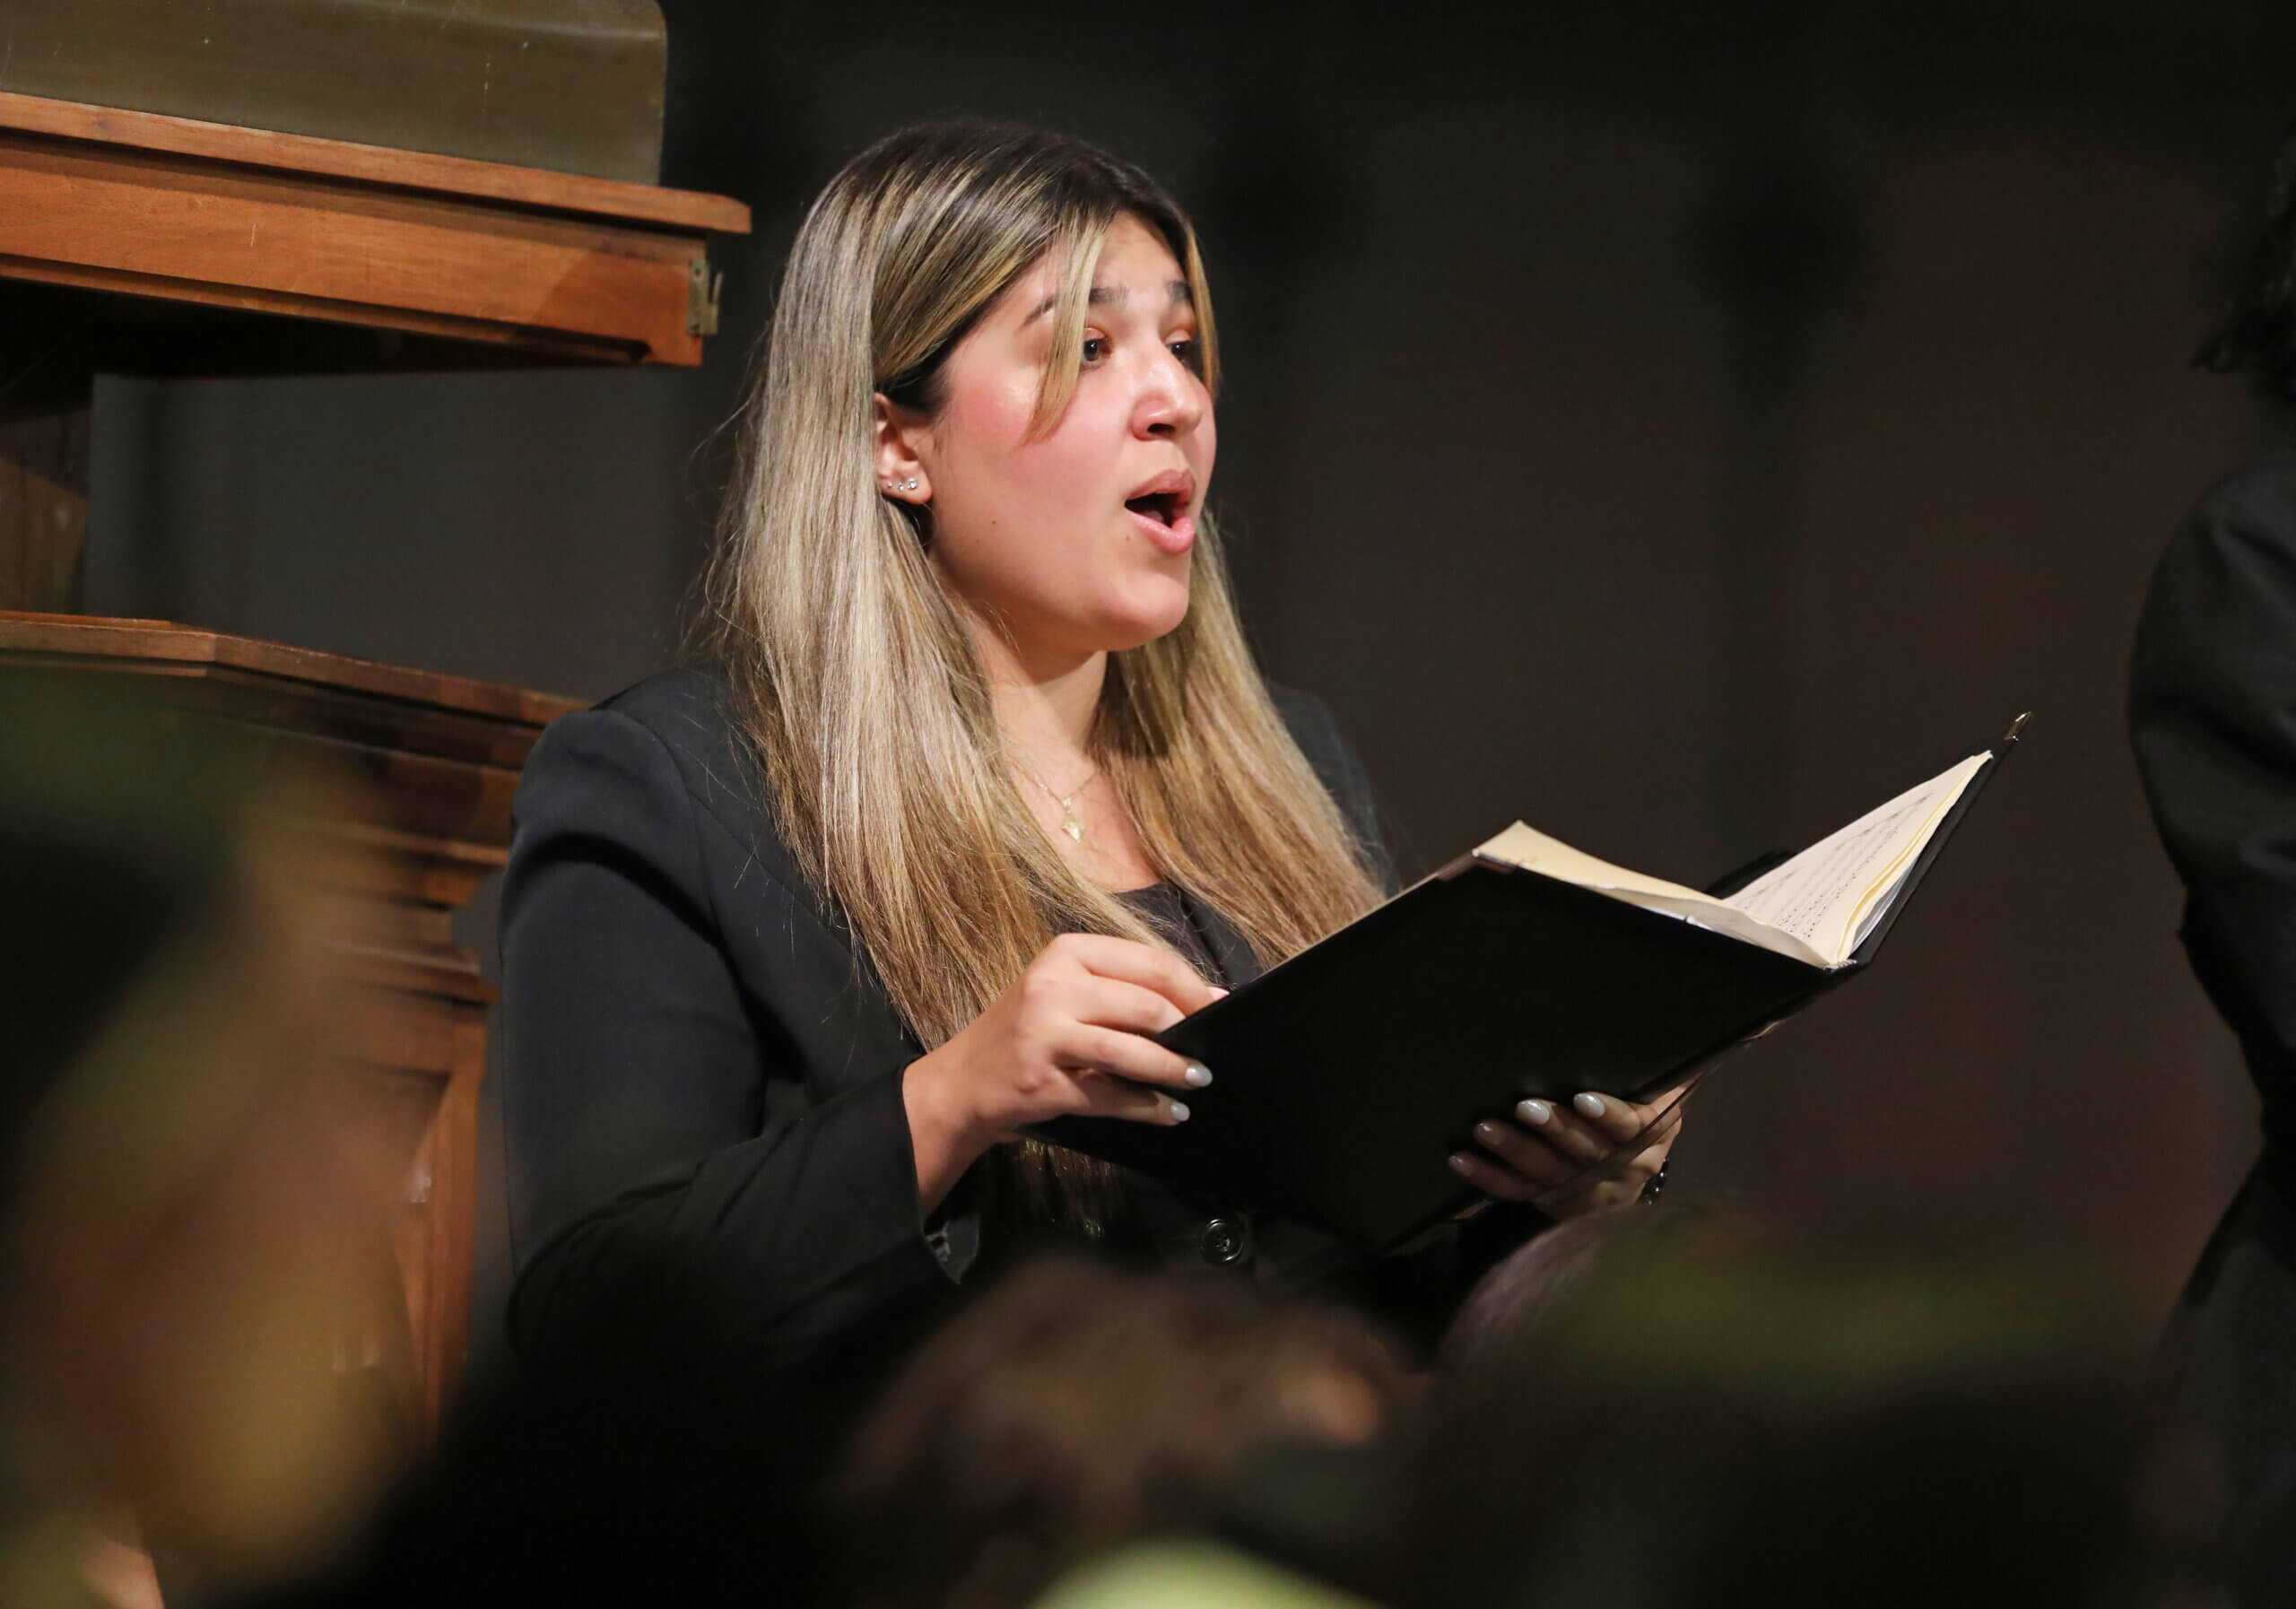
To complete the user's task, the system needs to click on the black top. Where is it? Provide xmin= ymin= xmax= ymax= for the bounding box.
xmin=1115 ymin=880 xmax=1231 ymax=988
xmin=2132 ymin=448 xmax=2296 ymax=1175
xmin=496 ymin=665 xmax=1542 ymax=1468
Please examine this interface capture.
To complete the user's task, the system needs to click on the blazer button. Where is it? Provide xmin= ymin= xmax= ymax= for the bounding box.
xmin=1198 ymin=1215 xmax=1251 ymax=1266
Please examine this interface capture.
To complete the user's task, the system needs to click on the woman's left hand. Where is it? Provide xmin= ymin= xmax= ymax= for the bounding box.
xmin=1448 ymin=1088 xmax=1685 ymax=1218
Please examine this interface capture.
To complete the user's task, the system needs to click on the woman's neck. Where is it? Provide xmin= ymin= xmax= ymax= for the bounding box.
xmin=967 ymin=618 xmax=1106 ymax=785
xmin=953 ymin=605 xmax=1160 ymax=891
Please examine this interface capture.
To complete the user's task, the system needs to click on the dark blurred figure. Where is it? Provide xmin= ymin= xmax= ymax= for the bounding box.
xmin=0 ymin=676 xmax=408 ymax=1608
xmin=832 ymin=1259 xmax=1405 ymax=1609
xmin=2132 ymin=111 xmax=2296 ymax=1609
xmin=1434 ymin=1192 xmax=1738 ymax=1386
xmin=1352 ymin=1213 xmax=2198 ymax=1609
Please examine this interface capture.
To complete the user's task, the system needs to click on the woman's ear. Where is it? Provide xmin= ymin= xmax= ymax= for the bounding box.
xmin=873 ymin=395 xmax=932 ymax=503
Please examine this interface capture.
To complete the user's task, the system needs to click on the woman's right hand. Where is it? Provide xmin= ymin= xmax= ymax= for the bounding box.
xmin=903 ymin=934 xmax=1222 ymax=1210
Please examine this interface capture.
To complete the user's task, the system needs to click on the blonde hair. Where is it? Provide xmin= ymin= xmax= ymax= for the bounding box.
xmin=704 ymin=123 xmax=1383 ymax=1219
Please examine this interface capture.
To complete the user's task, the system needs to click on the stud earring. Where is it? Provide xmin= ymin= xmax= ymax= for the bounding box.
xmin=903 ymin=477 xmax=918 ymax=491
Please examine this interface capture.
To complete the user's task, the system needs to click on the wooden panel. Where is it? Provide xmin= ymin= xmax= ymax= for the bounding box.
xmin=0 ymin=129 xmax=713 ymax=364
xmin=0 ymin=2 xmax=670 ymax=189
xmin=388 ymin=1099 xmax=439 ymax=1423
xmin=339 ymin=997 xmax=485 ymax=1429
xmin=0 ymin=407 xmax=89 ymax=613
xmin=0 ymin=89 xmax=745 ymax=234
xmin=351 ymin=1061 xmax=457 ymax=1440
xmin=1 ymin=617 xmax=570 ymax=1436
xmin=419 ymin=1011 xmax=488 ymax=1427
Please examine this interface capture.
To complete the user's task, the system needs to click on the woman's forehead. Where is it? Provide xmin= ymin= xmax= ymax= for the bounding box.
xmin=997 ymin=216 xmax=1187 ymax=326
xmin=1094 ymin=213 xmax=1184 ymax=282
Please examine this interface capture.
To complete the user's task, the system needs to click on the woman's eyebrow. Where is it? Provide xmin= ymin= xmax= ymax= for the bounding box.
xmin=1020 ymin=280 xmax=1194 ymax=326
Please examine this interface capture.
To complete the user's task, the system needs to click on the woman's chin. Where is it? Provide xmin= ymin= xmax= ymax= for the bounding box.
xmin=983 ymin=576 xmax=1192 ymax=662
xmin=1093 ymin=585 xmax=1193 ymax=652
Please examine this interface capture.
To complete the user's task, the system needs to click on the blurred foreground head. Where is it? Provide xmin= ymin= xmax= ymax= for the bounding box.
xmin=2196 ymin=111 xmax=2296 ymax=402
xmin=1384 ymin=1206 xmax=2210 ymax=1609
xmin=0 ymin=676 xmax=405 ymax=1605
xmin=836 ymin=1259 xmax=1405 ymax=1609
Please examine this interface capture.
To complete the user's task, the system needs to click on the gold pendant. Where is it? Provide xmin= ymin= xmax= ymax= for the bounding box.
xmin=1063 ymin=813 xmax=1083 ymax=841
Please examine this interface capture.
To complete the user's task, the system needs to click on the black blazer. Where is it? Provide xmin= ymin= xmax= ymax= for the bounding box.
xmin=2131 ymin=448 xmax=2296 ymax=1165
xmin=498 ymin=665 xmax=1534 ymax=1456
xmin=2129 ymin=448 xmax=2296 ymax=1609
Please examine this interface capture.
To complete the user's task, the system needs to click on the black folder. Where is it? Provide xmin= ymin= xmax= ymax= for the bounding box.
xmin=1036 ymin=718 xmax=2024 ymax=1251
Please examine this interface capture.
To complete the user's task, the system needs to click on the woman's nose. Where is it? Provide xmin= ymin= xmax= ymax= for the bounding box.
xmin=1134 ymin=349 xmax=1205 ymax=439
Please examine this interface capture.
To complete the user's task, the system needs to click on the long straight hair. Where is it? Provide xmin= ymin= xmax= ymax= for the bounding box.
xmin=703 ymin=123 xmax=1384 ymax=1220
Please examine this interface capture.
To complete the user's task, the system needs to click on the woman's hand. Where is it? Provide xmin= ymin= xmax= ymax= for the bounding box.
xmin=1448 ymin=1087 xmax=1687 ymax=1218
xmin=904 ymin=934 xmax=1221 ymax=1210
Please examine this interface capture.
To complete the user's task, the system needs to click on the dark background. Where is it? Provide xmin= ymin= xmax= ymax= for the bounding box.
xmin=77 ymin=0 xmax=2296 ymax=1380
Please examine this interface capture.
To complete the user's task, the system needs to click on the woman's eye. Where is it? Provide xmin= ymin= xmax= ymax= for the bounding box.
xmin=1081 ymin=335 xmax=1108 ymax=364
xmin=1170 ymin=337 xmax=1199 ymax=370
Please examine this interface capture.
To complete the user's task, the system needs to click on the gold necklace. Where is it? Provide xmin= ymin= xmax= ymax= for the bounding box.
xmin=1012 ymin=753 xmax=1098 ymax=842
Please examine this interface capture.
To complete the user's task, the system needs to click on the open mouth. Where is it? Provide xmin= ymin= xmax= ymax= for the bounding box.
xmin=1125 ymin=490 xmax=1187 ymax=528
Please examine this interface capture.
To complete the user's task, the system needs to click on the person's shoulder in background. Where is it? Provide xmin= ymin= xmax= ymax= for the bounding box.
xmin=2135 ymin=446 xmax=2296 ymax=688
xmin=2181 ymin=444 xmax=2296 ymax=540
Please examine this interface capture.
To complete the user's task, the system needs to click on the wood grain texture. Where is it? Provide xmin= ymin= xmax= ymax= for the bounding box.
xmin=0 ymin=129 xmax=717 ymax=364
xmin=0 ymin=89 xmax=746 ymax=235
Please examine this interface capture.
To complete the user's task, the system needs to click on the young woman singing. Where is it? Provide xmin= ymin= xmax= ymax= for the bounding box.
xmin=497 ymin=122 xmax=1678 ymax=1479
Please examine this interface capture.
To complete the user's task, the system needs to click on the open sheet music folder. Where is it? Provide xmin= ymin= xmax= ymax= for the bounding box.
xmin=1035 ymin=716 xmax=2027 ymax=1252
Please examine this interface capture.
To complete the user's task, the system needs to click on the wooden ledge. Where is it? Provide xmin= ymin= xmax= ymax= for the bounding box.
xmin=0 ymin=612 xmax=587 ymax=846
xmin=0 ymin=92 xmax=750 ymax=367
xmin=0 ymin=612 xmax=582 ymax=729
xmin=0 ymin=90 xmax=750 ymax=235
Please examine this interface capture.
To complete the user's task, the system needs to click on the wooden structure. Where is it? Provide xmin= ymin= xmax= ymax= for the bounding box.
xmin=0 ymin=87 xmax=744 ymax=370
xmin=0 ymin=87 xmax=749 ymax=1432
xmin=0 ymin=613 xmax=583 ymax=1429
xmin=0 ymin=0 xmax=672 ymax=187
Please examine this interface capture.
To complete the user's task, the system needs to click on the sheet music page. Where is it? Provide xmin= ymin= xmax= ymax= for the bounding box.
xmin=1721 ymin=753 xmax=1990 ymax=964
xmin=1472 ymin=822 xmax=1711 ymax=906
xmin=1474 ymin=822 xmax=1836 ymax=968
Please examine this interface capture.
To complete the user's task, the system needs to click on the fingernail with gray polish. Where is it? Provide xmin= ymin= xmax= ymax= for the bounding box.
xmin=1518 ymin=1099 xmax=1553 ymax=1126
xmin=1574 ymin=1092 xmax=1606 ymax=1118
xmin=1166 ymin=1099 xmax=1191 ymax=1123
xmin=1184 ymin=1062 xmax=1213 ymax=1088
xmin=1448 ymin=1152 xmax=1473 ymax=1175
